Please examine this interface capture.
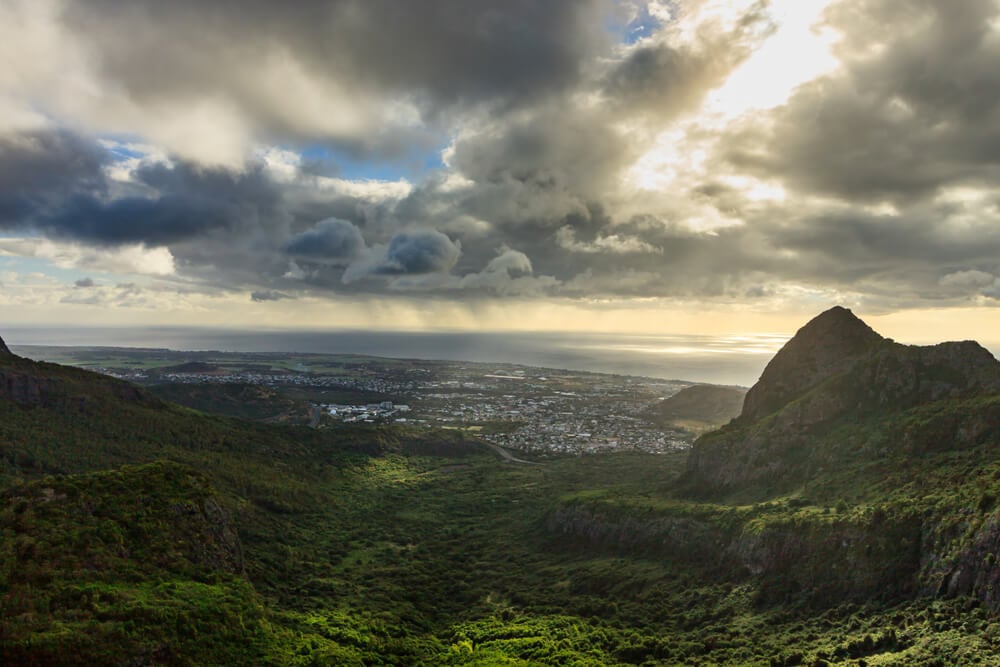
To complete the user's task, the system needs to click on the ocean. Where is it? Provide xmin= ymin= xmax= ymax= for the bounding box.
xmin=3 ymin=327 xmax=796 ymax=386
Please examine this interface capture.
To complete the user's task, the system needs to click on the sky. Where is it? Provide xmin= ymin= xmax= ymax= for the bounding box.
xmin=2 ymin=0 xmax=1000 ymax=346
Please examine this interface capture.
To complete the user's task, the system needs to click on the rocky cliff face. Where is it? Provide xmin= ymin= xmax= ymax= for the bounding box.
xmin=0 ymin=346 xmax=160 ymax=410
xmin=546 ymin=501 xmax=925 ymax=606
xmin=546 ymin=504 xmax=735 ymax=567
xmin=0 ymin=334 xmax=12 ymax=356
xmin=686 ymin=307 xmax=1000 ymax=493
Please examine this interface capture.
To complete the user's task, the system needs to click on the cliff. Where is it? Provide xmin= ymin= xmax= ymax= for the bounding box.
xmin=0 ymin=347 xmax=161 ymax=410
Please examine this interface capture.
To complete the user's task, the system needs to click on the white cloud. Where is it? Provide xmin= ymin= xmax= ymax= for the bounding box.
xmin=0 ymin=237 xmax=176 ymax=276
xmin=311 ymin=175 xmax=413 ymax=201
xmin=556 ymin=226 xmax=662 ymax=254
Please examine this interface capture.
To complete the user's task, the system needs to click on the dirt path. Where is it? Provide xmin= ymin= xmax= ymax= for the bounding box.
xmin=483 ymin=442 xmax=543 ymax=465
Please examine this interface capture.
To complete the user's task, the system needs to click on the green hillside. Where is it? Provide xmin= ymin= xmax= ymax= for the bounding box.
xmin=645 ymin=383 xmax=746 ymax=434
xmin=147 ymin=382 xmax=311 ymax=423
xmin=6 ymin=320 xmax=1000 ymax=665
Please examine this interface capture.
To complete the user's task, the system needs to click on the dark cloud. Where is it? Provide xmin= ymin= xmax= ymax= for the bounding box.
xmin=378 ymin=230 xmax=461 ymax=275
xmin=37 ymin=160 xmax=284 ymax=245
xmin=41 ymin=193 xmax=232 ymax=245
xmin=250 ymin=290 xmax=292 ymax=302
xmin=721 ymin=0 xmax=1000 ymax=203
xmin=64 ymin=0 xmax=616 ymax=155
xmin=0 ymin=129 xmax=107 ymax=223
xmin=285 ymin=218 xmax=365 ymax=261
xmin=5 ymin=0 xmax=1000 ymax=312
xmin=74 ymin=277 xmax=96 ymax=288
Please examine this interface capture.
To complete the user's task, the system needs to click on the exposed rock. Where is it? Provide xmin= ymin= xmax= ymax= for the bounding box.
xmin=731 ymin=514 xmax=922 ymax=606
xmin=546 ymin=502 xmax=922 ymax=606
xmin=0 ymin=334 xmax=10 ymax=356
xmin=546 ymin=504 xmax=734 ymax=567
xmin=921 ymin=510 xmax=1000 ymax=608
xmin=0 ymin=370 xmax=56 ymax=406
xmin=1 ymin=461 xmax=245 ymax=577
xmin=0 ymin=354 xmax=161 ymax=410
xmin=169 ymin=495 xmax=245 ymax=575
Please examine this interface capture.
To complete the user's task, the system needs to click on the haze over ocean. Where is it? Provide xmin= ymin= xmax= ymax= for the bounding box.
xmin=3 ymin=328 xmax=796 ymax=386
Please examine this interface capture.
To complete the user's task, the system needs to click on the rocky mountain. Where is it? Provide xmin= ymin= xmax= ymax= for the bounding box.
xmin=687 ymin=306 xmax=1000 ymax=494
xmin=739 ymin=306 xmax=884 ymax=421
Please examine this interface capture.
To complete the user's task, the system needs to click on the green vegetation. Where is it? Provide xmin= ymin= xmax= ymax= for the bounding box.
xmin=147 ymin=382 xmax=311 ymax=423
xmin=645 ymin=384 xmax=746 ymax=435
xmin=6 ymin=346 xmax=1000 ymax=664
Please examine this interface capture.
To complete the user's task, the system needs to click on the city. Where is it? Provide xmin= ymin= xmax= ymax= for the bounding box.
xmin=28 ymin=346 xmax=701 ymax=456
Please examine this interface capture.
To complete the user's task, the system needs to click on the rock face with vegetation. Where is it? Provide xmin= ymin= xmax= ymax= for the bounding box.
xmin=0 ymin=351 xmax=160 ymax=410
xmin=687 ymin=306 xmax=1000 ymax=493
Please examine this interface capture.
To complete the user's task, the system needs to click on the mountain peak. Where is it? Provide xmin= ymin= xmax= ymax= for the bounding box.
xmin=0 ymin=334 xmax=11 ymax=356
xmin=740 ymin=306 xmax=884 ymax=421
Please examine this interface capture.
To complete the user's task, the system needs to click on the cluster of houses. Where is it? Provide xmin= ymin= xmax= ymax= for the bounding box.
xmin=322 ymin=401 xmax=411 ymax=424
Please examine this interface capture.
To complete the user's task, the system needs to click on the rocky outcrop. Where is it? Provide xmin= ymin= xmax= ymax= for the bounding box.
xmin=1 ymin=461 xmax=245 ymax=577
xmin=0 ymin=369 xmax=56 ymax=405
xmin=0 ymin=334 xmax=11 ymax=356
xmin=169 ymin=494 xmax=245 ymax=575
xmin=547 ymin=501 xmax=923 ymax=606
xmin=686 ymin=308 xmax=1000 ymax=494
xmin=732 ymin=514 xmax=922 ymax=606
xmin=546 ymin=504 xmax=736 ymax=568
xmin=920 ymin=510 xmax=1000 ymax=608
xmin=0 ymin=353 xmax=161 ymax=410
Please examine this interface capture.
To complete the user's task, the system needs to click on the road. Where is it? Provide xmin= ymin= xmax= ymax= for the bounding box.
xmin=483 ymin=441 xmax=542 ymax=465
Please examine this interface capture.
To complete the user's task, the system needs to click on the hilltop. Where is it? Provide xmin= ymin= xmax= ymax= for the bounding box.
xmin=687 ymin=306 xmax=1000 ymax=495
xmin=740 ymin=306 xmax=884 ymax=421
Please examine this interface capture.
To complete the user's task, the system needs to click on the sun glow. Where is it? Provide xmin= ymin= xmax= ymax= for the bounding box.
xmin=624 ymin=0 xmax=837 ymax=204
xmin=706 ymin=0 xmax=840 ymax=118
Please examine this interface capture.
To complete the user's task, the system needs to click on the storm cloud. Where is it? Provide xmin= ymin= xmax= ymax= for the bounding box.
xmin=0 ymin=129 xmax=107 ymax=223
xmin=2 ymin=0 xmax=1000 ymax=314
xmin=285 ymin=218 xmax=366 ymax=262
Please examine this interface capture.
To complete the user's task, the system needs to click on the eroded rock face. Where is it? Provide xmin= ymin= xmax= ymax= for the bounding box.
xmin=546 ymin=505 xmax=734 ymax=567
xmin=922 ymin=514 xmax=993 ymax=600
xmin=0 ymin=370 xmax=56 ymax=406
xmin=0 ymin=334 xmax=11 ymax=356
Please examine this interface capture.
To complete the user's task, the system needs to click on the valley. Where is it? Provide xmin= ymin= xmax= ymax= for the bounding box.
xmin=4 ymin=308 xmax=1000 ymax=665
